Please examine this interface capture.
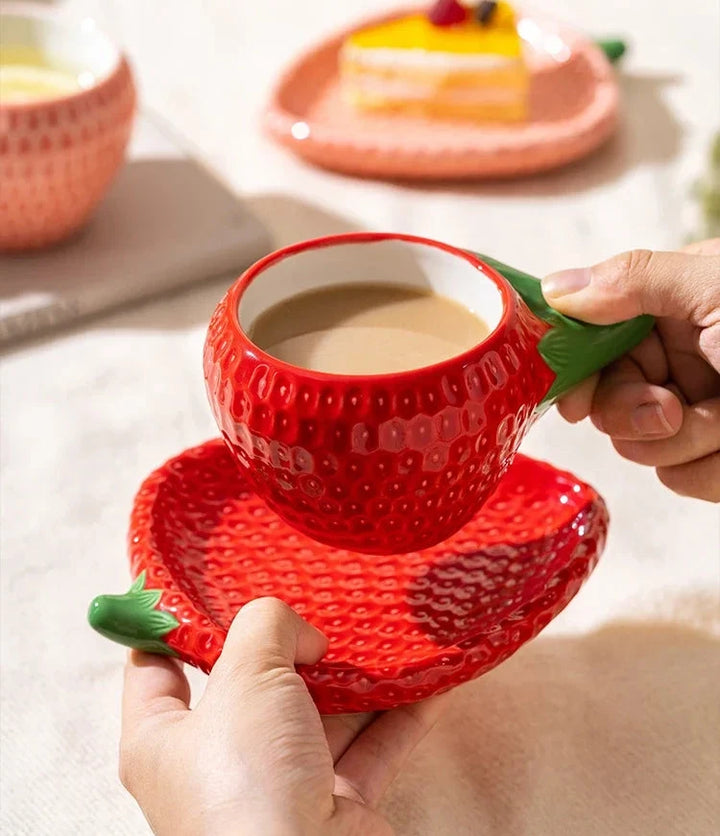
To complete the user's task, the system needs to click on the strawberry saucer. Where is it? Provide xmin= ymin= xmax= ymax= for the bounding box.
xmin=264 ymin=9 xmax=620 ymax=180
xmin=89 ymin=439 xmax=607 ymax=713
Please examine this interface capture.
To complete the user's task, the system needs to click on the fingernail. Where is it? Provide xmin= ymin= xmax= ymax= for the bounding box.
xmin=631 ymin=402 xmax=674 ymax=436
xmin=542 ymin=268 xmax=592 ymax=298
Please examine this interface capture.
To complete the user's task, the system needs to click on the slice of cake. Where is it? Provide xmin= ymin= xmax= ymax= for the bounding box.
xmin=340 ymin=1 xmax=529 ymax=123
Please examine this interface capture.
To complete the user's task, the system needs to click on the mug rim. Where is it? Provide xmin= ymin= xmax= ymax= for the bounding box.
xmin=226 ymin=231 xmax=516 ymax=383
xmin=0 ymin=5 xmax=126 ymax=111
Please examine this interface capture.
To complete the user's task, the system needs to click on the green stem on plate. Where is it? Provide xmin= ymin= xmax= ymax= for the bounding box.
xmin=594 ymin=38 xmax=627 ymax=63
xmin=88 ymin=571 xmax=179 ymax=656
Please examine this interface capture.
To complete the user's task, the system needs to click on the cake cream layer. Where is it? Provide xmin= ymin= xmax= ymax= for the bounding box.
xmin=342 ymin=43 xmax=519 ymax=72
xmin=342 ymin=52 xmax=527 ymax=90
xmin=347 ymin=89 xmax=527 ymax=122
xmin=348 ymin=76 xmax=524 ymax=103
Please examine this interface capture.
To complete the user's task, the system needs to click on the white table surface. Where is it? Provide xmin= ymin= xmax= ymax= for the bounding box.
xmin=1 ymin=1 xmax=718 ymax=834
xmin=0 ymin=112 xmax=270 ymax=347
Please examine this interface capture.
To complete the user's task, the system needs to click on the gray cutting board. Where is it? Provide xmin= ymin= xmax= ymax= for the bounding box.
xmin=0 ymin=112 xmax=271 ymax=348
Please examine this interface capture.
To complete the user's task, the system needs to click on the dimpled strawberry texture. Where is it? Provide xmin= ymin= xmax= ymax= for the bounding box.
xmin=203 ymin=291 xmax=556 ymax=554
xmin=0 ymin=60 xmax=136 ymax=251
xmin=129 ymin=439 xmax=607 ymax=713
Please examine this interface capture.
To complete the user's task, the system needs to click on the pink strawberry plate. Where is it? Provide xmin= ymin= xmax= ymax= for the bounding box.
xmin=264 ymin=8 xmax=622 ymax=180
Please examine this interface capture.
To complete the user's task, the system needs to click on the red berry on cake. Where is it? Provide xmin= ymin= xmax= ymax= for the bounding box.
xmin=428 ymin=0 xmax=468 ymax=27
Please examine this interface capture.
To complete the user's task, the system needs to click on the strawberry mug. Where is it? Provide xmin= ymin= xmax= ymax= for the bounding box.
xmin=204 ymin=233 xmax=652 ymax=554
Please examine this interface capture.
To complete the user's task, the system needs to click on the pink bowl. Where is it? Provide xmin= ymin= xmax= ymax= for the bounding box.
xmin=0 ymin=8 xmax=136 ymax=251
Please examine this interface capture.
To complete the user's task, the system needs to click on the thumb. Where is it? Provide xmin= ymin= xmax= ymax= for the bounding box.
xmin=198 ymin=599 xmax=333 ymax=807
xmin=541 ymin=246 xmax=720 ymax=325
xmin=210 ymin=597 xmax=328 ymax=686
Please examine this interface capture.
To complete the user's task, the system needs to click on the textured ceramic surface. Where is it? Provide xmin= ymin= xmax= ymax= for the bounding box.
xmin=204 ymin=232 xmax=652 ymax=555
xmin=204 ymin=234 xmax=556 ymax=554
xmin=265 ymin=10 xmax=619 ymax=180
xmin=0 ymin=19 xmax=136 ymax=251
xmin=89 ymin=438 xmax=608 ymax=713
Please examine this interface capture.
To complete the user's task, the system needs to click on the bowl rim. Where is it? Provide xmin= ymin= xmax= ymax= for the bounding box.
xmin=222 ymin=231 xmax=518 ymax=383
xmin=0 ymin=2 xmax=129 ymax=110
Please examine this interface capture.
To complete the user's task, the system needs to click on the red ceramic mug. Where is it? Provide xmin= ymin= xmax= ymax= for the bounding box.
xmin=204 ymin=233 xmax=651 ymax=554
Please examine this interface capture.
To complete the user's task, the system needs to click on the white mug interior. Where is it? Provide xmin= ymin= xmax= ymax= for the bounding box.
xmin=237 ymin=238 xmax=506 ymax=367
xmin=0 ymin=8 xmax=120 ymax=90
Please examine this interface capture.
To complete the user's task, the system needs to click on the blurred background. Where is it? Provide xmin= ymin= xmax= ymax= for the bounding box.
xmin=54 ymin=0 xmax=717 ymax=256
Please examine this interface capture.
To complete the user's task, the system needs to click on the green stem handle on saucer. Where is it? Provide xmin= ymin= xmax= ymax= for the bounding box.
xmin=88 ymin=572 xmax=179 ymax=656
xmin=473 ymin=253 xmax=655 ymax=404
xmin=594 ymin=38 xmax=627 ymax=64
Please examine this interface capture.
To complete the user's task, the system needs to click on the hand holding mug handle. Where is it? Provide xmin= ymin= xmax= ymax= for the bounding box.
xmin=473 ymin=253 xmax=655 ymax=405
xmin=539 ymin=241 xmax=720 ymax=502
xmin=484 ymin=242 xmax=720 ymax=502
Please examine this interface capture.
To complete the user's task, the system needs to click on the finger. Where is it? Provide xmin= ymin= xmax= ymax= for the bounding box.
xmin=680 ymin=238 xmax=720 ymax=256
xmin=122 ymin=651 xmax=190 ymax=731
xmin=666 ymin=382 xmax=688 ymax=404
xmin=628 ymin=329 xmax=669 ymax=385
xmin=330 ymin=796 xmax=394 ymax=836
xmin=590 ymin=359 xmax=683 ymax=439
xmin=612 ymin=397 xmax=720 ymax=466
xmin=657 ymin=452 xmax=720 ymax=502
xmin=542 ymin=248 xmax=720 ymax=325
xmin=588 ymin=357 xmax=682 ymax=438
xmin=323 ymin=713 xmax=376 ymax=763
xmin=557 ymin=373 xmax=599 ymax=423
xmin=657 ymin=318 xmax=720 ymax=403
xmin=120 ymin=652 xmax=191 ymax=794
xmin=210 ymin=597 xmax=328 ymax=684
xmin=200 ymin=599 xmax=330 ymax=766
xmin=594 ymin=386 xmax=683 ymax=439
xmin=334 ymin=694 xmax=448 ymax=808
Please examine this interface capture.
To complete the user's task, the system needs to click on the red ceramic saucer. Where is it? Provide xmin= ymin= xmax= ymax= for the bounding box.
xmin=89 ymin=439 xmax=607 ymax=713
xmin=264 ymin=9 xmax=619 ymax=180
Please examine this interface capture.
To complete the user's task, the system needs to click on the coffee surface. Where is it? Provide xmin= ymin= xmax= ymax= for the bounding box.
xmin=249 ymin=283 xmax=489 ymax=375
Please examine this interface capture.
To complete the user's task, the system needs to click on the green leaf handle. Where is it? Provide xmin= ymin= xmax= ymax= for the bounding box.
xmin=594 ymin=38 xmax=627 ymax=63
xmin=474 ymin=253 xmax=655 ymax=404
xmin=88 ymin=571 xmax=179 ymax=655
